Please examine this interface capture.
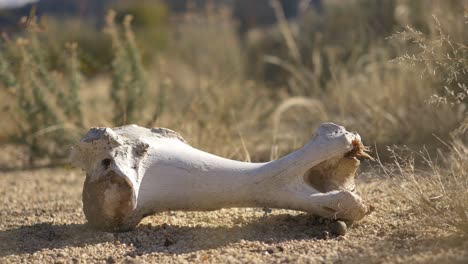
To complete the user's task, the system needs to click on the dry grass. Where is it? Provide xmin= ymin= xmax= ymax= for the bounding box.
xmin=379 ymin=7 xmax=467 ymax=235
xmin=0 ymin=0 xmax=465 ymax=162
xmin=377 ymin=126 xmax=468 ymax=235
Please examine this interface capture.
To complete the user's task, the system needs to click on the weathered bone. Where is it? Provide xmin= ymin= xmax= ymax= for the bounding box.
xmin=71 ymin=123 xmax=371 ymax=231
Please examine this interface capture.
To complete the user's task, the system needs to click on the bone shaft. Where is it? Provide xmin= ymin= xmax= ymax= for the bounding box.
xmin=137 ymin=141 xmax=269 ymax=210
xmin=136 ymin=135 xmax=351 ymax=211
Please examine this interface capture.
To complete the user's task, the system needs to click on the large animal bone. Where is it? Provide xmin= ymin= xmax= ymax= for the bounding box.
xmin=71 ymin=123 xmax=371 ymax=231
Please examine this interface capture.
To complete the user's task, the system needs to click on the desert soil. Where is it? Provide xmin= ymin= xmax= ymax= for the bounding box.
xmin=0 ymin=167 xmax=467 ymax=264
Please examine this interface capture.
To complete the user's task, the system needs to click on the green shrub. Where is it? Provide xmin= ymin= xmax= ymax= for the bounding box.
xmin=114 ymin=1 xmax=169 ymax=64
xmin=0 ymin=19 xmax=84 ymax=163
xmin=104 ymin=10 xmax=149 ymax=126
xmin=41 ymin=17 xmax=114 ymax=77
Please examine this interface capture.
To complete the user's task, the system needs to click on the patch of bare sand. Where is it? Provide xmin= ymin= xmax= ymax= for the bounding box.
xmin=0 ymin=168 xmax=467 ymax=263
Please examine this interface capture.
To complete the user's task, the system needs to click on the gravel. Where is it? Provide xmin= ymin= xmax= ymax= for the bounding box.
xmin=0 ymin=168 xmax=467 ymax=263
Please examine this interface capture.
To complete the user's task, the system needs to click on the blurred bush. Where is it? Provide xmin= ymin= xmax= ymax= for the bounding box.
xmin=0 ymin=19 xmax=84 ymax=163
xmin=0 ymin=0 xmax=465 ymax=166
xmin=104 ymin=10 xmax=149 ymax=126
xmin=244 ymin=0 xmax=399 ymax=88
xmin=113 ymin=1 xmax=169 ymax=65
xmin=241 ymin=0 xmax=465 ymax=154
xmin=168 ymin=5 xmax=244 ymax=81
xmin=26 ymin=1 xmax=169 ymax=77
xmin=0 ymin=3 xmax=166 ymax=164
xmin=41 ymin=17 xmax=114 ymax=76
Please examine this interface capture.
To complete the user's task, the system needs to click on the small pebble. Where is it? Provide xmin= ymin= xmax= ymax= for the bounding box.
xmin=106 ymin=256 xmax=116 ymax=264
xmin=330 ymin=221 xmax=347 ymax=236
xmin=319 ymin=231 xmax=329 ymax=240
xmin=266 ymin=247 xmax=281 ymax=254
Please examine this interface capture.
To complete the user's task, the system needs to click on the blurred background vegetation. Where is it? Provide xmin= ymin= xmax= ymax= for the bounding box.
xmin=0 ymin=0 xmax=466 ymax=168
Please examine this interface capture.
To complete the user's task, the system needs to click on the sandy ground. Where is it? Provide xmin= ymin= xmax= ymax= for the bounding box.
xmin=0 ymin=167 xmax=467 ymax=264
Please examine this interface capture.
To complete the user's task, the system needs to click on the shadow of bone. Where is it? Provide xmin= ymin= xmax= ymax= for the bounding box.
xmin=0 ymin=223 xmax=114 ymax=257
xmin=109 ymin=213 xmax=334 ymax=255
xmin=0 ymin=213 xmax=334 ymax=256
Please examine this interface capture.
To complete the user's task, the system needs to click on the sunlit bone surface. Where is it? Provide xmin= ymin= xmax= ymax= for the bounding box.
xmin=71 ymin=123 xmax=371 ymax=231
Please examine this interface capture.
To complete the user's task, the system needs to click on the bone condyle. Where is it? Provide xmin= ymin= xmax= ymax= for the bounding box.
xmin=71 ymin=123 xmax=372 ymax=232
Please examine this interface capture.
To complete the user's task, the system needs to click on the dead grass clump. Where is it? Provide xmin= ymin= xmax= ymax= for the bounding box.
xmin=380 ymin=9 xmax=467 ymax=235
xmin=380 ymin=135 xmax=467 ymax=234
xmin=262 ymin=1 xmax=464 ymax=155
